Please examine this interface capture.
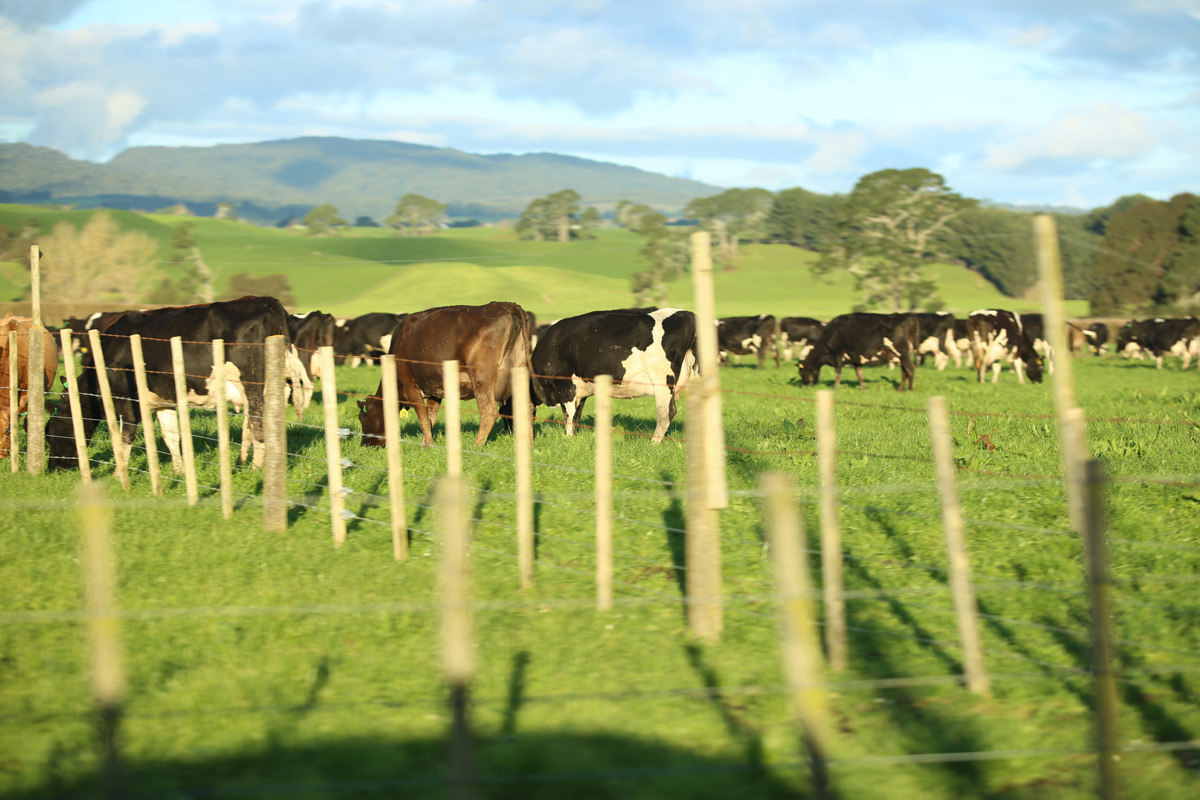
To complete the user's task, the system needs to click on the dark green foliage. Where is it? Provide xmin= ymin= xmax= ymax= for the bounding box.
xmin=385 ymin=193 xmax=446 ymax=235
xmin=517 ymin=189 xmax=582 ymax=242
xmin=1090 ymin=193 xmax=1200 ymax=314
xmin=946 ymin=207 xmax=1038 ymax=298
xmin=764 ymin=186 xmax=841 ymax=250
xmin=627 ymin=204 xmax=689 ymax=306
xmin=219 ymin=272 xmax=296 ymax=306
xmin=684 ymin=188 xmax=774 ymax=264
xmin=354 ymin=216 xmax=380 ymax=227
xmin=303 ymin=204 xmax=347 ymax=237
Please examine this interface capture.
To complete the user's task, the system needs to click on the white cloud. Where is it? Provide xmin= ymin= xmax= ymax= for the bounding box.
xmin=981 ymin=103 xmax=1157 ymax=170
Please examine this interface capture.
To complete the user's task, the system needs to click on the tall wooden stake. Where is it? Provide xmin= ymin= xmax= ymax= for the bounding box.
xmin=928 ymin=396 xmax=990 ymax=695
xmin=26 ymin=245 xmax=45 ymax=475
xmin=1083 ymin=460 xmax=1120 ymax=799
xmin=381 ymin=355 xmax=408 ymax=561
xmin=130 ymin=335 xmax=162 ymax=497
xmin=594 ymin=374 xmax=613 ymax=611
xmin=170 ymin=336 xmax=198 ymax=506
xmin=690 ymin=231 xmax=728 ymax=510
xmin=212 ymin=339 xmax=233 ymax=518
xmin=512 ymin=365 xmax=534 ymax=588
xmin=762 ymin=472 xmax=832 ymax=800
xmin=438 ymin=474 xmax=475 ymax=800
xmin=816 ymin=390 xmax=847 ymax=671
xmin=59 ymin=328 xmax=91 ymax=482
xmin=686 ymin=388 xmax=723 ymax=642
xmin=8 ymin=330 xmax=17 ymax=472
xmin=442 ymin=360 xmax=461 ymax=479
xmin=262 ymin=335 xmax=288 ymax=532
xmin=320 ymin=346 xmax=347 ymax=546
xmin=87 ymin=329 xmax=129 ymax=491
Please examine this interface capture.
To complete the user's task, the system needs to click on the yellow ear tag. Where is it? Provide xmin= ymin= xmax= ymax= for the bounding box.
xmin=398 ymin=408 xmax=409 ymax=419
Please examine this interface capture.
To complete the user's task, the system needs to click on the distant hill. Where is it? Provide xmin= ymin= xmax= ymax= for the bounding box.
xmin=0 ymin=137 xmax=721 ymax=224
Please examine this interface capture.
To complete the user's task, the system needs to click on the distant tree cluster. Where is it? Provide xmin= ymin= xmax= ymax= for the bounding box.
xmin=684 ymin=188 xmax=773 ymax=266
xmin=620 ymin=203 xmax=689 ymax=307
xmin=387 ymin=194 xmax=446 ymax=236
xmin=38 ymin=212 xmax=159 ymax=304
xmin=516 ymin=189 xmax=600 ymax=242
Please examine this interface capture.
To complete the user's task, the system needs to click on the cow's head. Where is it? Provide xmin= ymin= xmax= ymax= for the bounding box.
xmin=1025 ymin=355 xmax=1045 ymax=384
xmin=356 ymin=395 xmax=385 ymax=447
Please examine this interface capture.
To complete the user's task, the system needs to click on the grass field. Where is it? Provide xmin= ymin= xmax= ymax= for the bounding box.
xmin=0 ymin=205 xmax=1088 ymax=320
xmin=2 ymin=353 xmax=1198 ymax=799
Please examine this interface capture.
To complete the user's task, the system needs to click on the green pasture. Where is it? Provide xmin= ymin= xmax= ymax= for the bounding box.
xmin=2 ymin=355 xmax=1198 ymax=799
xmin=1 ymin=205 xmax=1088 ymax=319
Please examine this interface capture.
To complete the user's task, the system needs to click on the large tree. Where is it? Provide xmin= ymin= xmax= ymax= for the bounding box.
xmin=817 ymin=168 xmax=972 ymax=311
xmin=39 ymin=212 xmax=158 ymax=304
xmin=684 ymin=188 xmax=773 ymax=263
xmin=303 ymin=204 xmax=346 ymax=237
xmin=516 ymin=189 xmax=582 ymax=242
xmin=626 ymin=204 xmax=688 ymax=307
xmin=765 ymin=187 xmax=841 ymax=251
xmin=386 ymin=193 xmax=446 ymax=236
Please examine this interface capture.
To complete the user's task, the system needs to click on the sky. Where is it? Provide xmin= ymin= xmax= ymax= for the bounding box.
xmin=0 ymin=0 xmax=1198 ymax=210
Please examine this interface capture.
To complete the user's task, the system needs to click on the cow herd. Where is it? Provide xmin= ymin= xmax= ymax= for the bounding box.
xmin=0 ymin=300 xmax=1195 ymax=471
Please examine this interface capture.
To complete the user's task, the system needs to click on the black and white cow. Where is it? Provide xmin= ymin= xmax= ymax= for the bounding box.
xmin=333 ymin=312 xmax=407 ymax=367
xmin=287 ymin=310 xmax=337 ymax=381
xmin=1018 ymin=313 xmax=1055 ymax=374
xmin=531 ymin=308 xmax=697 ymax=443
xmin=1086 ymin=322 xmax=1109 ymax=356
xmin=912 ymin=312 xmax=957 ymax=371
xmin=798 ymin=313 xmax=918 ymax=391
xmin=47 ymin=296 xmax=312 ymax=472
xmin=967 ymin=309 xmax=1044 ymax=384
xmin=949 ymin=318 xmax=972 ymax=369
xmin=1116 ymin=317 xmax=1200 ymax=369
xmin=715 ymin=314 xmax=778 ymax=369
xmin=779 ymin=317 xmax=824 ymax=363
xmin=61 ymin=311 xmax=128 ymax=356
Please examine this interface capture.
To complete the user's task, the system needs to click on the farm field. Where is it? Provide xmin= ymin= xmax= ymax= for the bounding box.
xmin=2 ymin=354 xmax=1198 ymax=799
xmin=0 ymin=205 xmax=1088 ymax=320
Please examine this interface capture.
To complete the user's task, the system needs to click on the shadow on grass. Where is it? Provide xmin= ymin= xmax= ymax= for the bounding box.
xmin=660 ymin=470 xmax=687 ymax=601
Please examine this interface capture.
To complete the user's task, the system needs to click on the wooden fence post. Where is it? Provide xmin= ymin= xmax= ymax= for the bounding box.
xmin=512 ymin=365 xmax=533 ymax=588
xmin=8 ymin=330 xmax=17 ymax=471
xmin=129 ymin=335 xmax=162 ymax=497
xmin=25 ymin=246 xmax=45 ymax=475
xmin=438 ymin=474 xmax=476 ymax=800
xmin=927 ymin=396 xmax=990 ymax=695
xmin=59 ymin=328 xmax=91 ymax=482
xmin=686 ymin=387 xmax=723 ymax=642
xmin=594 ymin=374 xmax=613 ymax=611
xmin=690 ymin=231 xmax=728 ymax=511
xmin=262 ymin=334 xmax=288 ymax=532
xmin=761 ymin=472 xmax=832 ymax=800
xmin=212 ymin=339 xmax=233 ymax=519
xmin=87 ymin=329 xmax=130 ymax=492
xmin=170 ymin=336 xmax=198 ymax=506
xmin=442 ymin=360 xmax=461 ymax=479
xmin=815 ymin=390 xmax=847 ymax=671
xmin=1034 ymin=215 xmax=1087 ymax=532
xmin=78 ymin=480 xmax=124 ymax=800
xmin=320 ymin=346 xmax=347 ymax=547
xmin=1083 ymin=459 xmax=1120 ymax=799
xmin=381 ymin=354 xmax=408 ymax=561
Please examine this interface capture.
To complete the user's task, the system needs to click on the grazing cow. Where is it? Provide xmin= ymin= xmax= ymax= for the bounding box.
xmin=968 ymin=309 xmax=1044 ymax=384
xmin=1086 ymin=322 xmax=1109 ymax=356
xmin=1116 ymin=317 xmax=1200 ymax=369
xmin=334 ymin=312 xmax=407 ymax=367
xmin=287 ymin=310 xmax=337 ymax=380
xmin=799 ymin=313 xmax=918 ymax=391
xmin=61 ymin=311 xmax=127 ymax=356
xmin=716 ymin=314 xmax=778 ymax=369
xmin=948 ymin=319 xmax=972 ymax=369
xmin=357 ymin=302 xmax=532 ymax=447
xmin=46 ymin=297 xmax=311 ymax=473
xmin=912 ymin=312 xmax=957 ymax=370
xmin=1018 ymin=313 xmax=1055 ymax=375
xmin=0 ymin=315 xmax=58 ymax=458
xmin=779 ymin=317 xmax=824 ymax=363
xmin=530 ymin=308 xmax=697 ymax=444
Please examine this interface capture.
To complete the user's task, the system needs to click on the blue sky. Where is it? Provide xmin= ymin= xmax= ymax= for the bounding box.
xmin=1 ymin=0 xmax=1197 ymax=209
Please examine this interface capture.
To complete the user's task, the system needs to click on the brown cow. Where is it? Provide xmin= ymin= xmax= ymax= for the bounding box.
xmin=357 ymin=302 xmax=533 ymax=447
xmin=0 ymin=315 xmax=59 ymax=457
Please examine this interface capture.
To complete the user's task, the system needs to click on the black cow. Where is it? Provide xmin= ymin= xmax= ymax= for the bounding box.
xmin=1086 ymin=322 xmax=1109 ymax=356
xmin=1018 ymin=313 xmax=1055 ymax=374
xmin=968 ymin=309 xmax=1044 ymax=384
xmin=47 ymin=296 xmax=312 ymax=472
xmin=716 ymin=314 xmax=778 ymax=369
xmin=1117 ymin=317 xmax=1200 ymax=369
xmin=287 ymin=310 xmax=337 ymax=381
xmin=779 ymin=317 xmax=824 ymax=363
xmin=531 ymin=308 xmax=697 ymax=443
xmin=61 ymin=311 xmax=128 ymax=356
xmin=333 ymin=312 xmax=407 ymax=367
xmin=799 ymin=313 xmax=918 ymax=391
xmin=912 ymin=312 xmax=957 ymax=371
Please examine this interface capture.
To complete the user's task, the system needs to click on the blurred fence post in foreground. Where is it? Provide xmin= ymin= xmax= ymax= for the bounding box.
xmin=594 ymin=373 xmax=613 ymax=611
xmin=262 ymin=335 xmax=288 ymax=532
xmin=1083 ymin=460 xmax=1120 ymax=799
xmin=512 ymin=365 xmax=533 ymax=587
xmin=320 ymin=346 xmax=347 ymax=546
xmin=26 ymin=245 xmax=45 ymax=475
xmin=438 ymin=474 xmax=476 ymax=800
xmin=381 ymin=354 xmax=408 ymax=561
xmin=816 ymin=390 xmax=847 ymax=671
xmin=130 ymin=334 xmax=162 ymax=497
xmin=686 ymin=387 xmax=723 ymax=642
xmin=442 ymin=360 xmax=461 ymax=479
xmin=690 ymin=231 xmax=728 ymax=510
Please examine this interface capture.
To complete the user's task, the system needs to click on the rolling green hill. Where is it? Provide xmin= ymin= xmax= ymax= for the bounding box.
xmin=0 ymin=137 xmax=720 ymax=223
xmin=0 ymin=206 xmax=1085 ymax=318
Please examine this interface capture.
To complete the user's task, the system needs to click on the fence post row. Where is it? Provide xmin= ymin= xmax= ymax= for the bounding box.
xmin=319 ymin=346 xmax=347 ymax=547
xmin=58 ymin=328 xmax=91 ymax=482
xmin=815 ymin=390 xmax=847 ymax=672
xmin=594 ymin=374 xmax=613 ymax=612
xmin=212 ymin=339 xmax=233 ymax=519
xmin=380 ymin=354 xmax=408 ymax=561
xmin=761 ymin=472 xmax=832 ymax=800
xmin=927 ymin=395 xmax=990 ymax=696
xmin=262 ymin=334 xmax=288 ymax=532
xmin=129 ymin=334 xmax=163 ymax=497
xmin=87 ymin=329 xmax=130 ymax=492
xmin=170 ymin=336 xmax=199 ymax=507
xmin=512 ymin=365 xmax=533 ymax=587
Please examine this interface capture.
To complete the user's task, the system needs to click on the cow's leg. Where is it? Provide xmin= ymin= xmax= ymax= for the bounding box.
xmin=1155 ymin=354 xmax=1164 ymax=370
xmin=415 ymin=397 xmax=439 ymax=446
xmin=854 ymin=364 xmax=865 ymax=389
xmin=1014 ymin=358 xmax=1026 ymax=385
xmin=350 ymin=356 xmax=363 ymax=368
xmin=242 ymin=390 xmax=266 ymax=468
xmin=562 ymin=401 xmax=577 ymax=436
xmin=117 ymin=418 xmax=137 ymax=469
xmin=934 ymin=351 xmax=948 ymax=371
xmin=473 ymin=390 xmax=499 ymax=445
xmin=833 ymin=360 xmax=843 ymax=389
xmin=651 ymin=381 xmax=674 ymax=443
xmin=155 ymin=409 xmax=184 ymax=475
xmin=991 ymin=360 xmax=1001 ymax=383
